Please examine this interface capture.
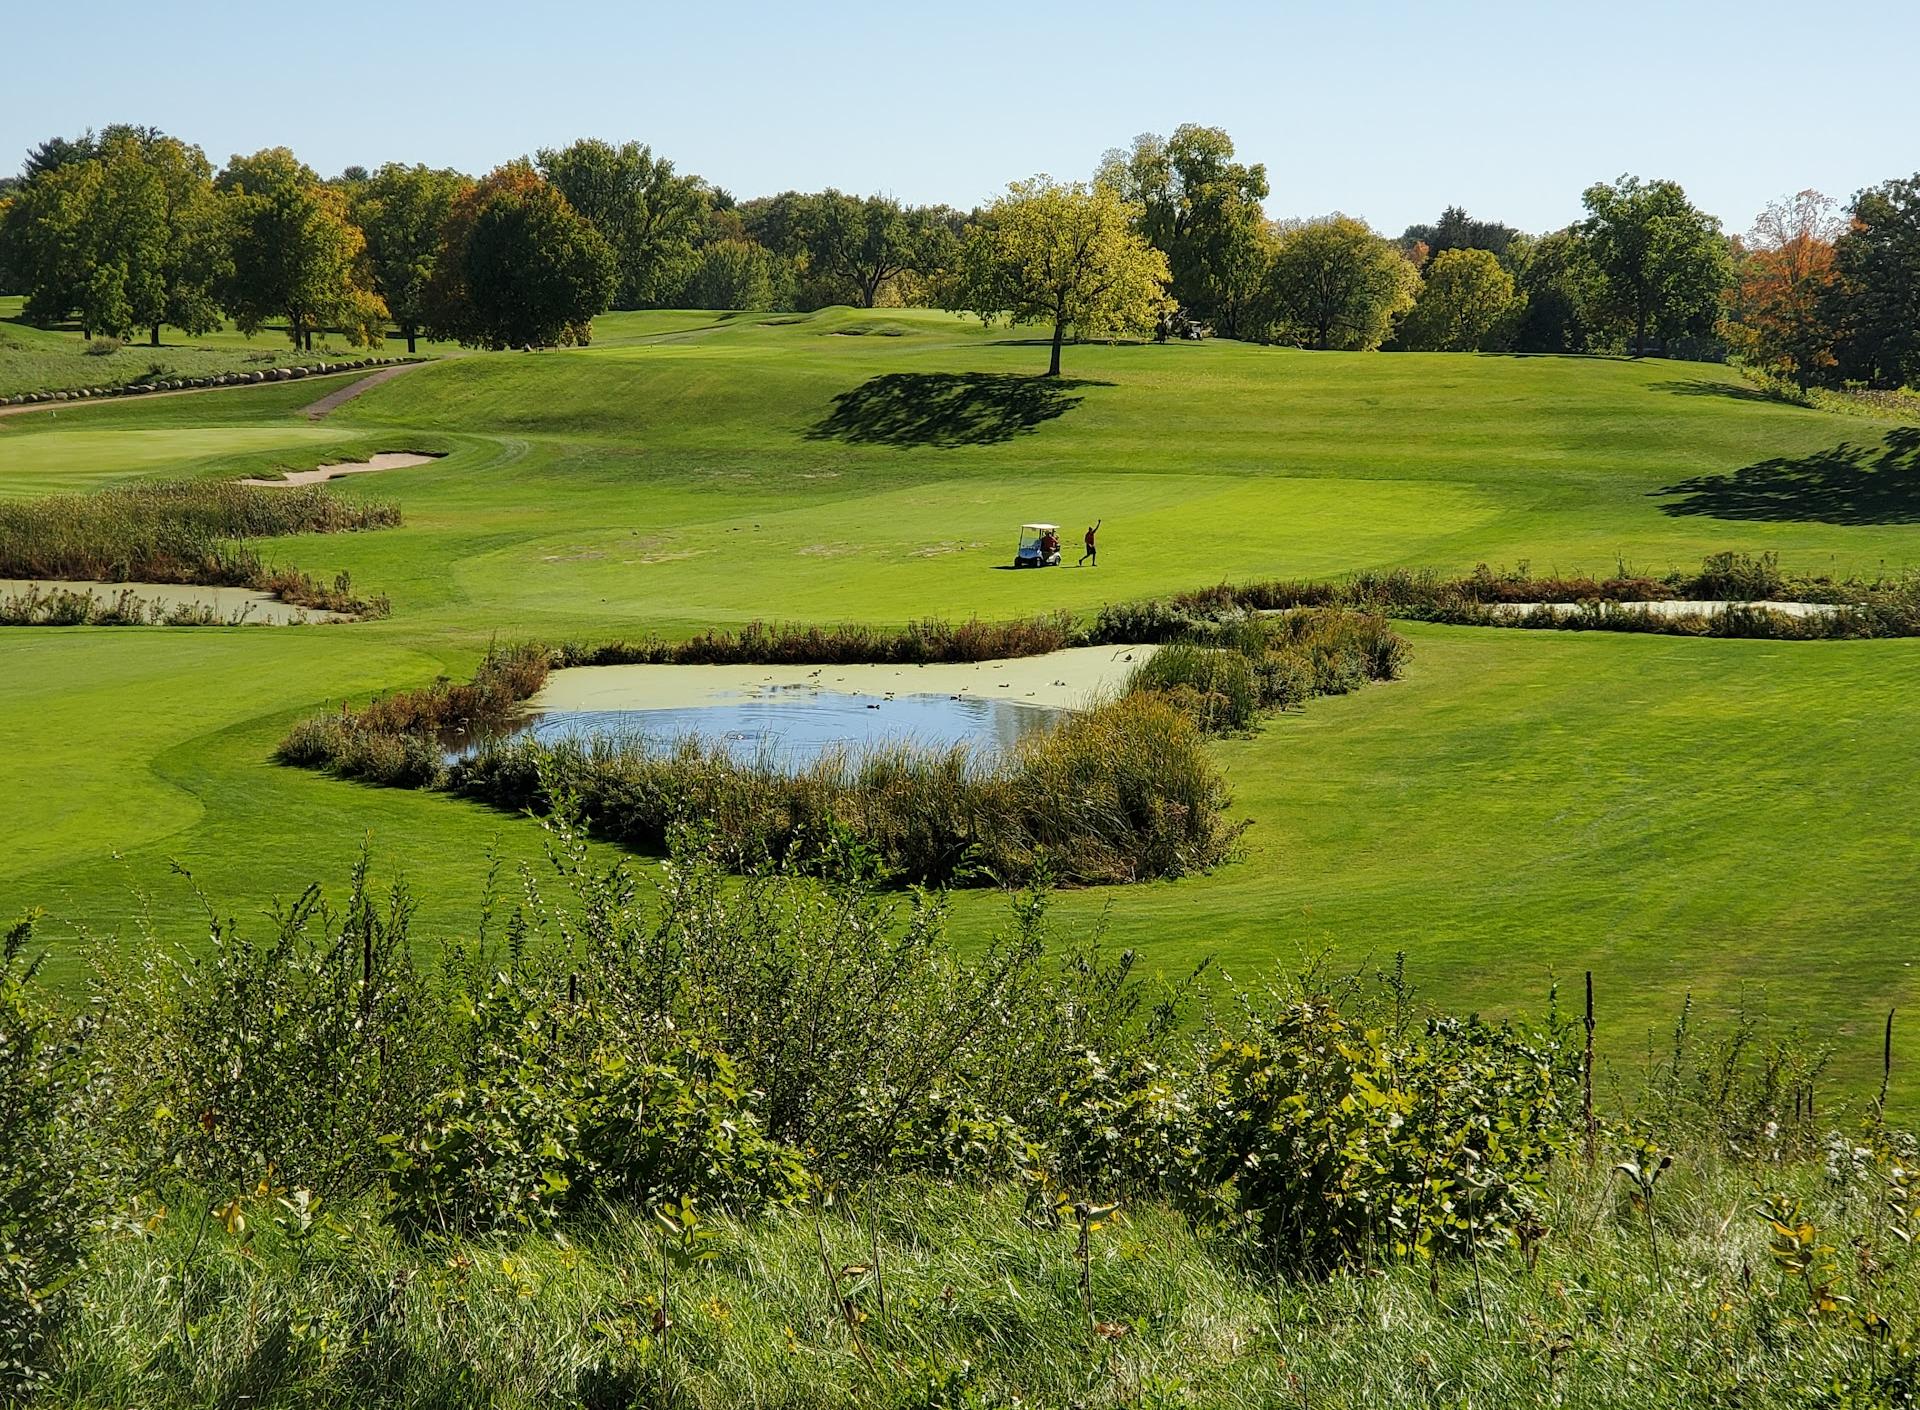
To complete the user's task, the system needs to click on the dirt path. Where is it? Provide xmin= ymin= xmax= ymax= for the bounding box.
xmin=301 ymin=361 xmax=429 ymax=420
xmin=0 ymin=360 xmax=431 ymax=421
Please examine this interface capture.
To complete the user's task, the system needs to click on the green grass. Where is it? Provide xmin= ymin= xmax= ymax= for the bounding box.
xmin=3 ymin=307 xmax=1918 ymax=1098
xmin=0 ymin=293 xmax=461 ymax=397
xmin=51 ymin=1156 xmax=1920 ymax=1408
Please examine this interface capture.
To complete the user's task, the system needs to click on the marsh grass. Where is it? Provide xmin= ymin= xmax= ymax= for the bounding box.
xmin=1136 ymin=553 xmax=1920 ymax=640
xmin=0 ymin=481 xmax=400 ymax=620
xmin=454 ymin=690 xmax=1241 ymax=886
xmin=281 ymin=611 xmax=1404 ymax=885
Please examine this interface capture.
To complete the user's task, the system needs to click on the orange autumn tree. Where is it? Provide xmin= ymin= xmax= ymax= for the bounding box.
xmin=1726 ymin=190 xmax=1843 ymax=389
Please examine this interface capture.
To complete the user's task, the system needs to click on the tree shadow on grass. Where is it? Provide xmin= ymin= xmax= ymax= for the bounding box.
xmin=806 ymin=372 xmax=1108 ymax=448
xmin=1654 ymin=426 xmax=1920 ymax=523
xmin=1648 ymin=378 xmax=1790 ymax=405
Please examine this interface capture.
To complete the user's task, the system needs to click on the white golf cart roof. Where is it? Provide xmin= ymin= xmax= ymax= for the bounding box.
xmin=1020 ymin=523 xmax=1058 ymax=533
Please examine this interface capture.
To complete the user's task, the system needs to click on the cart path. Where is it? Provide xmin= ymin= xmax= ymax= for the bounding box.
xmin=0 ymin=359 xmax=433 ymax=421
xmin=301 ymin=360 xmax=430 ymax=420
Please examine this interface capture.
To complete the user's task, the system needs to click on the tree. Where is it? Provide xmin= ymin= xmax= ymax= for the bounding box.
xmin=682 ymin=239 xmax=777 ymax=310
xmin=218 ymin=148 xmax=387 ymax=350
xmin=802 ymin=191 xmax=952 ymax=307
xmin=1256 ymin=215 xmax=1419 ymax=350
xmin=353 ymin=163 xmax=472 ymax=352
xmin=0 ymin=128 xmax=221 ymax=343
xmin=1395 ymin=247 xmax=1518 ymax=351
xmin=1508 ymin=228 xmax=1603 ymax=353
xmin=425 ymin=162 xmax=615 ymax=348
xmin=536 ymin=139 xmax=709 ymax=308
xmin=1098 ymin=125 xmax=1271 ymax=337
xmin=1580 ymin=175 xmax=1732 ymax=357
xmin=1724 ymin=190 xmax=1843 ymax=389
xmin=1401 ymin=205 xmax=1520 ymax=267
xmin=1828 ymin=174 xmax=1920 ymax=390
xmin=0 ymin=161 xmax=102 ymax=330
xmin=946 ymin=177 xmax=1169 ymax=376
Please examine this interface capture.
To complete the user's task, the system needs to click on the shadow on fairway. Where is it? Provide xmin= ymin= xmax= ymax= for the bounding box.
xmin=807 ymin=372 xmax=1108 ymax=448
xmin=1649 ymin=378 xmax=1795 ymax=405
xmin=1655 ymin=426 xmax=1920 ymax=523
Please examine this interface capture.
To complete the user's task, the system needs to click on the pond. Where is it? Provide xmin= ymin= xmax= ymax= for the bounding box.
xmin=461 ymin=686 xmax=1064 ymax=768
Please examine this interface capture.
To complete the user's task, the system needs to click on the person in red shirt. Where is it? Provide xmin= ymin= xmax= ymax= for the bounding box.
xmin=1079 ymin=518 xmax=1102 ymax=567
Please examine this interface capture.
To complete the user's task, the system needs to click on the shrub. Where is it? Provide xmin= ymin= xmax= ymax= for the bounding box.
xmin=386 ymin=1007 xmax=808 ymax=1236
xmin=0 ymin=918 xmax=90 ymax=1403
xmin=164 ymin=852 xmax=436 ymax=1197
xmin=1185 ymin=988 xmax=1576 ymax=1275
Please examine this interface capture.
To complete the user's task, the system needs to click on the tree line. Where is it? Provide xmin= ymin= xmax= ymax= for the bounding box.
xmin=1 ymin=122 xmax=1914 ymax=387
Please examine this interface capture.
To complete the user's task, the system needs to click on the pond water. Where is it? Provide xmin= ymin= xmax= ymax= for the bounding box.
xmin=463 ymin=686 xmax=1063 ymax=768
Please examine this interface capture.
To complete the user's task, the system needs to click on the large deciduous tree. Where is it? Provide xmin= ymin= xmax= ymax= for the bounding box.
xmin=946 ymin=177 xmax=1170 ymax=376
xmin=1098 ymin=125 xmax=1271 ymax=337
xmin=1724 ymin=190 xmax=1843 ymax=389
xmin=352 ymin=163 xmax=472 ymax=352
xmin=682 ymin=239 xmax=778 ymax=310
xmin=799 ymin=191 xmax=951 ymax=307
xmin=536 ymin=139 xmax=708 ymax=308
xmin=1256 ymin=215 xmax=1419 ymax=351
xmin=425 ymin=162 xmax=615 ymax=348
xmin=218 ymin=148 xmax=386 ymax=350
xmin=0 ymin=127 xmax=221 ymax=342
xmin=1579 ymin=175 xmax=1731 ymax=358
xmin=1827 ymin=174 xmax=1920 ymax=390
xmin=1507 ymin=228 xmax=1603 ymax=353
xmin=1395 ymin=247 xmax=1518 ymax=351
xmin=1400 ymin=205 xmax=1520 ymax=267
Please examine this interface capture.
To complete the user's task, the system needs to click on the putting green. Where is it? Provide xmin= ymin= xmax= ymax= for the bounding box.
xmin=2 ymin=307 xmax=1916 ymax=1098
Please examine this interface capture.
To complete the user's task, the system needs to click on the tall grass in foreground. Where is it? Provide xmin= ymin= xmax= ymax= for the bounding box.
xmin=6 ymin=828 xmax=1914 ymax=1408
xmin=0 ymin=481 xmax=400 ymax=617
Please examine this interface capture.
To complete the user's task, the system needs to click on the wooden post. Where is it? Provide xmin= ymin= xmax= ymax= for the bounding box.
xmin=1583 ymin=971 xmax=1596 ymax=1164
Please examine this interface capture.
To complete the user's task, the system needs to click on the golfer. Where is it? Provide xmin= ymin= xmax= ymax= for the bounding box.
xmin=1079 ymin=519 xmax=1101 ymax=567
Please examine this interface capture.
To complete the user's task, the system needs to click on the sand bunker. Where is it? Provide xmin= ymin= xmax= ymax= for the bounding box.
xmin=0 ymin=579 xmax=346 ymax=625
xmin=1492 ymin=599 xmax=1840 ymax=620
xmin=529 ymin=644 xmax=1159 ymax=715
xmin=241 ymin=451 xmax=439 ymax=488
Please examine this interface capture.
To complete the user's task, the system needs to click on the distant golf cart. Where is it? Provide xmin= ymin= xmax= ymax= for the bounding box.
xmin=1013 ymin=523 xmax=1063 ymax=568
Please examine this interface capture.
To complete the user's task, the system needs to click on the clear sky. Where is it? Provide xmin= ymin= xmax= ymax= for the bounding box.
xmin=5 ymin=0 xmax=1916 ymax=236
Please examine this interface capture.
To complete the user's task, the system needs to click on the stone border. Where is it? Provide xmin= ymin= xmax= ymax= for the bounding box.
xmin=0 ymin=356 xmax=424 ymax=410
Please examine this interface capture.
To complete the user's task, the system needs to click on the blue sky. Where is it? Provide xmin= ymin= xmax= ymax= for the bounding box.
xmin=5 ymin=0 xmax=1916 ymax=236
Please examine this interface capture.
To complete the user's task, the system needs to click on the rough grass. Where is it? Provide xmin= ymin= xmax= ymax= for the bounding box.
xmin=46 ymin=1150 xmax=1920 ymax=1409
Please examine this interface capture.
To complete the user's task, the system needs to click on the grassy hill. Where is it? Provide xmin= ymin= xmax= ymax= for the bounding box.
xmin=0 ymin=293 xmax=461 ymax=397
xmin=1 ymin=307 xmax=1916 ymax=1098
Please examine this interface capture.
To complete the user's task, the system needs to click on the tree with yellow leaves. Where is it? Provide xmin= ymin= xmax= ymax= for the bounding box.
xmin=947 ymin=178 xmax=1170 ymax=376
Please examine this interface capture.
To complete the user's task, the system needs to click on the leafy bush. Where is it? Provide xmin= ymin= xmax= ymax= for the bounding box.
xmin=386 ymin=1003 xmax=808 ymax=1236
xmin=164 ymin=853 xmax=437 ymax=1196
xmin=0 ymin=918 xmax=90 ymax=1403
xmin=1186 ymin=989 xmax=1575 ymax=1275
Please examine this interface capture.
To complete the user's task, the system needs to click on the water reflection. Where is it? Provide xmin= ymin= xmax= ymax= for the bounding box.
xmin=460 ymin=688 xmax=1061 ymax=770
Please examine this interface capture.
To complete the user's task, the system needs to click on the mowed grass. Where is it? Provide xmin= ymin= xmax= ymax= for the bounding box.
xmin=0 ymin=292 xmax=462 ymax=396
xmin=1 ymin=307 xmax=1916 ymax=1097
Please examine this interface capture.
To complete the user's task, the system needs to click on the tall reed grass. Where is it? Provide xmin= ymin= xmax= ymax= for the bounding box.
xmin=278 ymin=611 xmax=1404 ymax=885
xmin=0 ymin=480 xmax=401 ymax=619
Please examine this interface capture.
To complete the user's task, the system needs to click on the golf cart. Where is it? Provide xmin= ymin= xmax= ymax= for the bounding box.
xmin=1013 ymin=523 xmax=1063 ymax=568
